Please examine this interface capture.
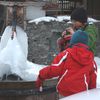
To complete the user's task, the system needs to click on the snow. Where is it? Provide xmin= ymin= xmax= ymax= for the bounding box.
xmin=28 ymin=16 xmax=57 ymax=24
xmin=95 ymin=57 xmax=100 ymax=88
xmin=56 ymin=15 xmax=70 ymax=22
xmin=28 ymin=15 xmax=100 ymax=24
xmin=60 ymin=88 xmax=100 ymax=100
xmin=88 ymin=18 xmax=99 ymax=23
xmin=21 ymin=61 xmax=46 ymax=81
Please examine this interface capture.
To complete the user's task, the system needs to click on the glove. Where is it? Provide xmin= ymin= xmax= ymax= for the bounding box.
xmin=35 ymin=75 xmax=44 ymax=88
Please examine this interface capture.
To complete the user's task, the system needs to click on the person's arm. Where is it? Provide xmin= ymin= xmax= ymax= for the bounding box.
xmin=39 ymin=51 xmax=68 ymax=79
xmin=36 ymin=51 xmax=69 ymax=88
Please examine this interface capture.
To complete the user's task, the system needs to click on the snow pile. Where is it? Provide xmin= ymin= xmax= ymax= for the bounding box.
xmin=29 ymin=16 xmax=57 ymax=24
xmin=88 ymin=18 xmax=99 ymax=23
xmin=56 ymin=15 xmax=70 ymax=22
xmin=28 ymin=16 xmax=100 ymax=24
xmin=23 ymin=61 xmax=46 ymax=81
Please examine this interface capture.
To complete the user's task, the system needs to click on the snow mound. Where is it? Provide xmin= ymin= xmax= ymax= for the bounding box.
xmin=28 ymin=16 xmax=57 ymax=24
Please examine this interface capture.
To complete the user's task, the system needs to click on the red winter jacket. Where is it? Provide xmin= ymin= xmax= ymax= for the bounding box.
xmin=39 ymin=43 xmax=97 ymax=96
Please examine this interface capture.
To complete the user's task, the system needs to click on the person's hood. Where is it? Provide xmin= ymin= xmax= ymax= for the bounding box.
xmin=67 ymin=43 xmax=94 ymax=66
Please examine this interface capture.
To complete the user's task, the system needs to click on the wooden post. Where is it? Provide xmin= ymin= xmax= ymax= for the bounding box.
xmin=6 ymin=6 xmax=24 ymax=28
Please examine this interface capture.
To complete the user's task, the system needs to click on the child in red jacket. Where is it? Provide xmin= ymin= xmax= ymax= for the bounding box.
xmin=36 ymin=30 xmax=97 ymax=97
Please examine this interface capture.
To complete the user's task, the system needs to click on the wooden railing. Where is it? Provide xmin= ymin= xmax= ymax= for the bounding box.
xmin=43 ymin=0 xmax=83 ymax=15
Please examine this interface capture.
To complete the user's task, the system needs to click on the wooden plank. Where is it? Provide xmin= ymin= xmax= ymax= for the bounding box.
xmin=0 ymin=78 xmax=57 ymax=89
xmin=0 ymin=79 xmax=58 ymax=100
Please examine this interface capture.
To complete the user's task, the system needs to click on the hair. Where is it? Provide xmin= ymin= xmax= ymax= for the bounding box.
xmin=71 ymin=7 xmax=88 ymax=23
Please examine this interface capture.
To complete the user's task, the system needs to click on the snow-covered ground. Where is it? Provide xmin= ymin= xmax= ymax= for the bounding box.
xmin=95 ymin=57 xmax=100 ymax=88
xmin=60 ymin=88 xmax=100 ymax=100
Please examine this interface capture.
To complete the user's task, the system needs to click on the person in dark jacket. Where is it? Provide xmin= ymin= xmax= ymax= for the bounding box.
xmin=57 ymin=7 xmax=97 ymax=54
xmin=36 ymin=30 xmax=97 ymax=97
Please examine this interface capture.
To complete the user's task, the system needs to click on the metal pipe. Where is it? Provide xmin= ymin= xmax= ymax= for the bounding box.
xmin=11 ymin=5 xmax=17 ymax=39
xmin=12 ymin=5 xmax=17 ymax=32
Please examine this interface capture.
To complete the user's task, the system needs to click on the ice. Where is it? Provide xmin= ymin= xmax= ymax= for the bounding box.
xmin=0 ymin=26 xmax=46 ymax=80
xmin=0 ymin=26 xmax=28 ymax=58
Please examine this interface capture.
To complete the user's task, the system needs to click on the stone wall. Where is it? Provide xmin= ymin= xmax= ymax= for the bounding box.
xmin=26 ymin=21 xmax=100 ymax=64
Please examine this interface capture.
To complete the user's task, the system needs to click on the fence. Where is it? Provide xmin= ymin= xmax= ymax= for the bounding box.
xmin=43 ymin=0 xmax=83 ymax=16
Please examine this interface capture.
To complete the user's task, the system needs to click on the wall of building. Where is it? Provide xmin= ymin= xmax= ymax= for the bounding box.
xmin=87 ymin=0 xmax=100 ymax=20
xmin=26 ymin=6 xmax=45 ymax=20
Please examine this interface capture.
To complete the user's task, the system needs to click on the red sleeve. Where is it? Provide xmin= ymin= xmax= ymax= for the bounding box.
xmin=89 ymin=61 xmax=97 ymax=89
xmin=39 ymin=51 xmax=68 ymax=80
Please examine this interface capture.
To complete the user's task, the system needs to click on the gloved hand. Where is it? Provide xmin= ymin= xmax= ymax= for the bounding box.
xmin=35 ymin=75 xmax=44 ymax=88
